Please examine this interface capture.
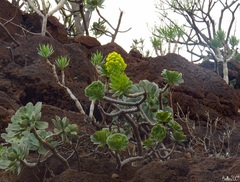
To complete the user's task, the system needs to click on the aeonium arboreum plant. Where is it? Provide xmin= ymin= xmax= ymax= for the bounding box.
xmin=85 ymin=51 xmax=186 ymax=169
xmin=105 ymin=51 xmax=127 ymax=76
xmin=0 ymin=102 xmax=78 ymax=174
xmin=38 ymin=44 xmax=86 ymax=115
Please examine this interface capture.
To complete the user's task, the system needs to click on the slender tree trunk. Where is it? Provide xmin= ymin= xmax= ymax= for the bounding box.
xmin=154 ymin=47 xmax=159 ymax=56
xmin=168 ymin=40 xmax=171 ymax=53
xmin=214 ymin=60 xmax=219 ymax=75
xmin=223 ymin=60 xmax=229 ymax=84
xmin=84 ymin=9 xmax=92 ymax=31
xmin=27 ymin=0 xmax=66 ymax=36
xmin=79 ymin=3 xmax=89 ymax=36
xmin=70 ymin=2 xmax=82 ymax=35
xmin=41 ymin=15 xmax=48 ymax=36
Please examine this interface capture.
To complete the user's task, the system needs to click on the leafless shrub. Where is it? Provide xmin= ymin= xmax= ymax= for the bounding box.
xmin=176 ymin=103 xmax=239 ymax=158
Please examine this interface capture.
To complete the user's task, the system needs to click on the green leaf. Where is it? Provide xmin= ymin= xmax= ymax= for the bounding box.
xmin=38 ymin=144 xmax=47 ymax=155
xmin=34 ymin=102 xmax=42 ymax=116
xmin=35 ymin=121 xmax=48 ymax=130
xmin=0 ymin=145 xmax=7 ymax=156
xmin=0 ymin=159 xmax=12 ymax=170
xmin=37 ymin=44 xmax=54 ymax=58
xmin=25 ymin=102 xmax=33 ymax=116
xmin=8 ymin=152 xmax=18 ymax=161
xmin=109 ymin=73 xmax=133 ymax=97
xmin=168 ymin=121 xmax=182 ymax=131
xmin=155 ymin=111 xmax=172 ymax=123
xmin=143 ymin=138 xmax=154 ymax=148
xmin=1 ymin=102 xmax=43 ymax=144
xmin=86 ymin=0 xmax=105 ymax=8
xmin=161 ymin=69 xmax=184 ymax=86
xmin=85 ymin=81 xmax=106 ymax=101
xmin=236 ymin=53 xmax=240 ymax=61
xmin=19 ymin=119 xmax=29 ymax=127
xmin=55 ymin=56 xmax=70 ymax=69
xmin=51 ymin=117 xmax=75 ymax=144
xmin=150 ymin=36 xmax=163 ymax=48
xmin=52 ymin=115 xmax=62 ymax=130
xmin=91 ymin=128 xmax=110 ymax=147
xmin=171 ymin=131 xmax=187 ymax=143
xmin=91 ymin=19 xmax=107 ymax=37
xmin=150 ymin=124 xmax=166 ymax=142
xmin=61 ymin=117 xmax=69 ymax=128
xmin=90 ymin=51 xmax=104 ymax=66
xmin=25 ymin=133 xmax=41 ymax=151
xmin=106 ymin=133 xmax=128 ymax=152
xmin=64 ymin=127 xmax=70 ymax=133
xmin=216 ymin=29 xmax=225 ymax=41
xmin=138 ymin=80 xmax=159 ymax=94
xmin=211 ymin=37 xmax=222 ymax=48
xmin=129 ymin=80 xmax=160 ymax=123
xmin=0 ymin=143 xmax=29 ymax=174
xmin=96 ymin=64 xmax=109 ymax=77
xmin=67 ymin=124 xmax=78 ymax=132
xmin=229 ymin=35 xmax=239 ymax=47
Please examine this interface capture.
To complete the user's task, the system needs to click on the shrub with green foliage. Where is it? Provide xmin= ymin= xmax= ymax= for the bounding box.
xmin=0 ymin=46 xmax=186 ymax=175
xmin=86 ymin=51 xmax=186 ymax=168
xmin=0 ymin=102 xmax=78 ymax=174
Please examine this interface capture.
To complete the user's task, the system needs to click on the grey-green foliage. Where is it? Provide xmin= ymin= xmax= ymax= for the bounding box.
xmin=0 ymin=143 xmax=28 ymax=175
xmin=130 ymin=38 xmax=150 ymax=57
xmin=128 ymin=80 xmax=160 ymax=122
xmin=91 ymin=18 xmax=107 ymax=37
xmin=154 ymin=0 xmax=240 ymax=84
xmin=0 ymin=102 xmax=78 ymax=174
xmin=143 ymin=111 xmax=186 ymax=149
xmin=155 ymin=0 xmax=240 ymax=67
xmin=56 ymin=0 xmax=105 ymax=36
xmin=1 ymin=102 xmax=45 ymax=144
xmin=151 ymin=23 xmax=184 ymax=56
xmin=210 ymin=29 xmax=239 ymax=83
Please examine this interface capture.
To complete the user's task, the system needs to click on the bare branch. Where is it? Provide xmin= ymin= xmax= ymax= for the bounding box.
xmin=0 ymin=22 xmax=20 ymax=46
xmin=95 ymin=7 xmax=131 ymax=43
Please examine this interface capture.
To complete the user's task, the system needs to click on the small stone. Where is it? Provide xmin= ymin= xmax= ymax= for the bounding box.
xmin=111 ymin=173 xmax=119 ymax=179
xmin=129 ymin=48 xmax=142 ymax=58
xmin=73 ymin=35 xmax=101 ymax=48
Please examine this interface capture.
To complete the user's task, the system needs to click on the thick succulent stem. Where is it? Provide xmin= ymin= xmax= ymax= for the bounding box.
xmin=32 ymin=127 xmax=70 ymax=169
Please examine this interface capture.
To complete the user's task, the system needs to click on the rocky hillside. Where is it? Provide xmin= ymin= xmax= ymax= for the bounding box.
xmin=1 ymin=0 xmax=240 ymax=181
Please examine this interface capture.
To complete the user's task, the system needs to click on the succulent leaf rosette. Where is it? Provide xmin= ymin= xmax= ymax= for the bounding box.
xmin=105 ymin=51 xmax=127 ymax=76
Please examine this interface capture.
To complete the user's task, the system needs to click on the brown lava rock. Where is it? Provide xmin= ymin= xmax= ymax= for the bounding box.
xmin=1 ymin=1 xmax=240 ymax=182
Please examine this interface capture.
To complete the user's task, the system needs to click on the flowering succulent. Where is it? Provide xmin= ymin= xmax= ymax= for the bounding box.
xmin=86 ymin=51 xmax=186 ymax=168
xmin=105 ymin=51 xmax=127 ymax=76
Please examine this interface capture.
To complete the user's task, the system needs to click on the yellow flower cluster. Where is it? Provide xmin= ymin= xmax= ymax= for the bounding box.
xmin=105 ymin=52 xmax=127 ymax=75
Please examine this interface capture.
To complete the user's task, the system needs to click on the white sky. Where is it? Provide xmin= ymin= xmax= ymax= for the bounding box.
xmin=10 ymin=0 xmax=239 ymax=61
xmin=90 ymin=0 xmax=158 ymax=55
xmin=9 ymin=0 xmax=159 ymax=55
